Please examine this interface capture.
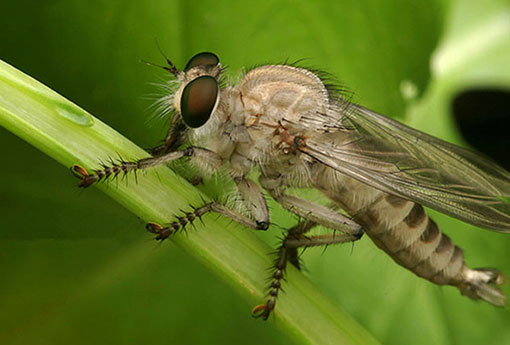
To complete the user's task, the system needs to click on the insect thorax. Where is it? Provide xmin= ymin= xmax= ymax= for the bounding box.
xmin=190 ymin=64 xmax=332 ymax=179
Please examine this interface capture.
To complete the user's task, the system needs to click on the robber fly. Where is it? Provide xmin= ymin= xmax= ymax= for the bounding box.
xmin=72 ymin=52 xmax=510 ymax=320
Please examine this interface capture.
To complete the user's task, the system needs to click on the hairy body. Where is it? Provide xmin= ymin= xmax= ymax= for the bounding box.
xmin=73 ymin=53 xmax=510 ymax=319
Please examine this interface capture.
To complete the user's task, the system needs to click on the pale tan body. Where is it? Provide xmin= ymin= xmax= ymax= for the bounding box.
xmin=184 ymin=64 xmax=505 ymax=305
xmin=78 ymin=59 xmax=506 ymax=316
xmin=317 ymin=170 xmax=467 ymax=287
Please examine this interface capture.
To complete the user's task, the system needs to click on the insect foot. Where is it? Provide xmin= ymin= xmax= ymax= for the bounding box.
xmin=70 ymin=158 xmax=138 ymax=188
xmin=251 ymin=264 xmax=284 ymax=320
xmin=146 ymin=222 xmax=176 ymax=241
xmin=71 ymin=164 xmax=99 ymax=188
xmin=251 ymin=302 xmax=275 ymax=321
xmin=146 ymin=203 xmax=214 ymax=241
xmin=252 ymin=243 xmax=290 ymax=320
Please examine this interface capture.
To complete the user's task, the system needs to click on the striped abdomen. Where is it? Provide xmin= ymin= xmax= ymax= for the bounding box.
xmin=353 ymin=193 xmax=506 ymax=306
xmin=358 ymin=195 xmax=465 ymax=285
xmin=316 ymin=170 xmax=507 ymax=306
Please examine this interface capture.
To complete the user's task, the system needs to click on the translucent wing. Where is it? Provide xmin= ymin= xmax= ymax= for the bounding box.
xmin=300 ymin=101 xmax=510 ymax=232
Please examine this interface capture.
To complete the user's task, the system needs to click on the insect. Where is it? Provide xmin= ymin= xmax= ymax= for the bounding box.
xmin=72 ymin=52 xmax=510 ymax=320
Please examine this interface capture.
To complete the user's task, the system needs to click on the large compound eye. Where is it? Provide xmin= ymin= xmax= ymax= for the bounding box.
xmin=180 ymin=76 xmax=219 ymax=128
xmin=184 ymin=52 xmax=220 ymax=71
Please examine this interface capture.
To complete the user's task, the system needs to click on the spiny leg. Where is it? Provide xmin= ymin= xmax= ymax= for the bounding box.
xmin=71 ymin=146 xmax=222 ymax=188
xmin=147 ymin=175 xmax=269 ymax=240
xmin=252 ymin=224 xmax=363 ymax=320
xmin=252 ymin=181 xmax=364 ymax=320
xmin=284 ymin=221 xmax=316 ymax=270
xmin=146 ymin=174 xmax=270 ymax=240
xmin=72 ymin=111 xmax=188 ymax=187
xmin=251 ymin=220 xmax=315 ymax=320
xmin=149 ymin=113 xmax=188 ymax=156
xmin=146 ymin=199 xmax=270 ymax=241
xmin=73 ymin=141 xmax=272 ymax=238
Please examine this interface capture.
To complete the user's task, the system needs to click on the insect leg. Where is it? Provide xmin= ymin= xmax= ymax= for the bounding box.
xmin=234 ymin=177 xmax=270 ymax=230
xmin=284 ymin=232 xmax=363 ymax=247
xmin=147 ymin=176 xmax=270 ymax=240
xmin=149 ymin=113 xmax=188 ymax=156
xmin=252 ymin=221 xmax=362 ymax=320
xmin=71 ymin=146 xmax=222 ymax=188
xmin=146 ymin=199 xmax=270 ymax=241
xmin=251 ymin=220 xmax=314 ymax=320
xmin=285 ymin=221 xmax=316 ymax=270
xmin=260 ymin=178 xmax=363 ymax=236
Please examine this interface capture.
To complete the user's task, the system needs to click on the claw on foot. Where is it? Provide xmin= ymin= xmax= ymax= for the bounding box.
xmin=146 ymin=222 xmax=174 ymax=241
xmin=251 ymin=302 xmax=274 ymax=320
xmin=71 ymin=164 xmax=98 ymax=188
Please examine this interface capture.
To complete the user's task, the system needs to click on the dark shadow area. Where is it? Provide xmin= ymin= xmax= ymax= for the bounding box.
xmin=452 ymin=89 xmax=510 ymax=170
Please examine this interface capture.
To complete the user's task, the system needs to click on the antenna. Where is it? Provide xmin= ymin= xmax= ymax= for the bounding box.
xmin=140 ymin=58 xmax=178 ymax=76
xmin=155 ymin=38 xmax=179 ymax=76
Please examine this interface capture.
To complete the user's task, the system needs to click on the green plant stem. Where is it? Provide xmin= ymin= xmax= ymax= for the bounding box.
xmin=0 ymin=59 xmax=380 ymax=345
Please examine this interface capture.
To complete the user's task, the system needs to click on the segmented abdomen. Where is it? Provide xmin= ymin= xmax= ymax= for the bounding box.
xmin=314 ymin=169 xmax=506 ymax=305
xmin=356 ymin=194 xmax=465 ymax=285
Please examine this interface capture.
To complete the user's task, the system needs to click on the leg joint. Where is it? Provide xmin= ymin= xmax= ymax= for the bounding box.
xmin=183 ymin=146 xmax=194 ymax=157
xmin=256 ymin=220 xmax=270 ymax=230
xmin=354 ymin=227 xmax=365 ymax=240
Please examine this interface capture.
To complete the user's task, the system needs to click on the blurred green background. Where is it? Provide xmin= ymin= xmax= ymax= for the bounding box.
xmin=1 ymin=0 xmax=509 ymax=344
